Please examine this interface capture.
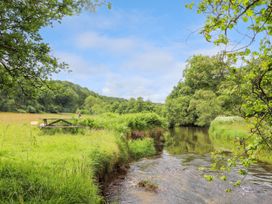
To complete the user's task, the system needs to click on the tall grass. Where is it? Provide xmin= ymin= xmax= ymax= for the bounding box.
xmin=209 ymin=116 xmax=249 ymax=152
xmin=0 ymin=113 xmax=161 ymax=203
xmin=0 ymin=124 xmax=123 ymax=203
xmin=209 ymin=116 xmax=272 ymax=163
xmin=128 ymin=138 xmax=156 ymax=160
xmin=76 ymin=112 xmax=166 ymax=133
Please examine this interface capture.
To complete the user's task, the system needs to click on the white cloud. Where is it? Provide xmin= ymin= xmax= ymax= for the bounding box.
xmin=53 ymin=32 xmax=189 ymax=102
xmin=76 ymin=32 xmax=138 ymax=53
xmin=123 ymin=49 xmax=178 ymax=72
xmin=56 ymin=52 xmax=109 ymax=77
xmin=49 ymin=8 xmax=224 ymax=103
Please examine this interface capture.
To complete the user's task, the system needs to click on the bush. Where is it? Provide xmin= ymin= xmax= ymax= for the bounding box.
xmin=209 ymin=116 xmax=272 ymax=164
xmin=26 ymin=105 xmax=37 ymax=113
xmin=209 ymin=116 xmax=250 ymax=152
xmin=78 ymin=112 xmax=166 ymax=133
xmin=128 ymin=138 xmax=156 ymax=160
xmin=211 ymin=116 xmax=245 ymax=124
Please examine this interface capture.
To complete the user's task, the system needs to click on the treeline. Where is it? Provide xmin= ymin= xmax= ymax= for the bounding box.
xmin=166 ymin=55 xmax=242 ymax=127
xmin=83 ymin=95 xmax=163 ymax=115
xmin=0 ymin=80 xmax=163 ymax=114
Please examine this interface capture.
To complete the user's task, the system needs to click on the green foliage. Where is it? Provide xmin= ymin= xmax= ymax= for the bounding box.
xmin=183 ymin=55 xmax=228 ymax=92
xmin=0 ymin=80 xmax=163 ymax=115
xmin=165 ymin=127 xmax=213 ymax=155
xmin=0 ymin=80 xmax=93 ymax=113
xmin=128 ymin=138 xmax=156 ymax=160
xmin=78 ymin=112 xmax=166 ymax=133
xmin=203 ymin=174 xmax=213 ymax=182
xmin=166 ymin=55 xmax=238 ymax=127
xmin=209 ymin=116 xmax=272 ymax=164
xmin=189 ymin=90 xmax=222 ymax=126
xmin=190 ymin=0 xmax=272 ymax=164
xmin=166 ymin=95 xmax=194 ymax=127
xmin=0 ymin=112 xmax=160 ymax=202
xmin=0 ymin=124 xmax=124 ymax=203
xmin=190 ymin=0 xmax=272 ymax=51
xmin=239 ymin=55 xmax=272 ymax=154
xmin=0 ymin=161 xmax=101 ymax=203
xmin=0 ymin=0 xmax=109 ymax=91
xmin=209 ymin=116 xmax=250 ymax=151
xmin=83 ymin=96 xmax=163 ymax=115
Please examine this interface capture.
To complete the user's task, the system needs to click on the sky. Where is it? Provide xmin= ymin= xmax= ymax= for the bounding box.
xmin=41 ymin=0 xmax=222 ymax=103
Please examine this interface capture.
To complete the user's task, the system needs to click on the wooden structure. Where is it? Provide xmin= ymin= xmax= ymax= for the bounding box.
xmin=40 ymin=118 xmax=81 ymax=129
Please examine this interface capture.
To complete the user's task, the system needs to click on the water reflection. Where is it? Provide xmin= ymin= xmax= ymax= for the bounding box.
xmin=105 ymin=127 xmax=272 ymax=204
xmin=165 ymin=127 xmax=213 ymax=155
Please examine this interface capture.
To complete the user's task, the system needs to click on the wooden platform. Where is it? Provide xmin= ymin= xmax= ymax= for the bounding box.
xmin=40 ymin=118 xmax=81 ymax=129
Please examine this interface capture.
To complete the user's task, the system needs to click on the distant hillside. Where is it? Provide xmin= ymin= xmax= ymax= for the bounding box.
xmin=0 ymin=80 xmax=163 ymax=114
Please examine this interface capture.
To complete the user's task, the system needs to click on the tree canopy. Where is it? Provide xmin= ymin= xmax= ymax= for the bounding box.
xmin=188 ymin=0 xmax=272 ymax=147
xmin=188 ymin=0 xmax=272 ymax=52
xmin=0 ymin=0 xmax=110 ymax=91
xmin=166 ymin=55 xmax=240 ymax=127
xmin=0 ymin=80 xmax=163 ymax=115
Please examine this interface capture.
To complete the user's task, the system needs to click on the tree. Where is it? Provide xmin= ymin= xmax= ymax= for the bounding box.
xmin=187 ymin=0 xmax=272 ymax=187
xmin=188 ymin=0 xmax=272 ymax=52
xmin=189 ymin=90 xmax=222 ymax=126
xmin=0 ymin=0 xmax=110 ymax=91
xmin=166 ymin=95 xmax=194 ymax=127
xmin=166 ymin=55 xmax=231 ymax=127
xmin=184 ymin=55 xmax=228 ymax=92
xmin=84 ymin=95 xmax=102 ymax=114
xmin=188 ymin=0 xmax=272 ymax=149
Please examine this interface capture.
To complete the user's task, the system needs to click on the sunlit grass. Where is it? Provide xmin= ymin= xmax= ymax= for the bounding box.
xmin=0 ymin=112 xmax=159 ymax=203
xmin=0 ymin=122 xmax=122 ymax=203
xmin=0 ymin=112 xmax=74 ymax=124
xmin=128 ymin=138 xmax=156 ymax=160
xmin=209 ymin=116 xmax=272 ymax=163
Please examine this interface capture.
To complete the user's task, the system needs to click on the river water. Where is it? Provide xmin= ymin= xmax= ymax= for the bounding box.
xmin=105 ymin=127 xmax=272 ymax=204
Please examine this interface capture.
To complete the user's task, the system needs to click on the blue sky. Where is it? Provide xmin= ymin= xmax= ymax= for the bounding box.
xmin=41 ymin=0 xmax=223 ymax=102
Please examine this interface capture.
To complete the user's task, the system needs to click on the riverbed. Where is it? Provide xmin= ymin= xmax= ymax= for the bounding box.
xmin=105 ymin=127 xmax=272 ymax=204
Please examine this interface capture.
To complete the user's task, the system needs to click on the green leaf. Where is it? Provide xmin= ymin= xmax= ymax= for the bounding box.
xmin=246 ymin=9 xmax=254 ymax=17
xmin=220 ymin=175 xmax=227 ymax=181
xmin=185 ymin=2 xmax=195 ymax=9
xmin=225 ymin=188 xmax=232 ymax=193
xmin=242 ymin=16 xmax=248 ymax=22
xmin=107 ymin=2 xmax=112 ymax=10
xmin=239 ymin=169 xmax=247 ymax=175
xmin=233 ymin=180 xmax=241 ymax=187
xmin=245 ymin=48 xmax=251 ymax=56
xmin=204 ymin=175 xmax=213 ymax=182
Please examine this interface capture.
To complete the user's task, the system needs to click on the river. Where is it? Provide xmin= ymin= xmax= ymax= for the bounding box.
xmin=105 ymin=127 xmax=272 ymax=204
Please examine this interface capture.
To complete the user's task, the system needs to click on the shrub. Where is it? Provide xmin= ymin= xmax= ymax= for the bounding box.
xmin=209 ymin=116 xmax=250 ymax=152
xmin=26 ymin=105 xmax=37 ymax=113
xmin=128 ymin=138 xmax=156 ymax=160
xmin=78 ymin=112 xmax=166 ymax=133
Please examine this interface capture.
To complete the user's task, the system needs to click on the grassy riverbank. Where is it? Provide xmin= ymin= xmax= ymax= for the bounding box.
xmin=0 ymin=113 xmax=163 ymax=203
xmin=209 ymin=116 xmax=272 ymax=164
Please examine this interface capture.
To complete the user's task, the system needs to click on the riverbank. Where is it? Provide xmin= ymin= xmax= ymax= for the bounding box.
xmin=209 ymin=116 xmax=272 ymax=164
xmin=105 ymin=126 xmax=272 ymax=204
xmin=0 ymin=113 xmax=164 ymax=203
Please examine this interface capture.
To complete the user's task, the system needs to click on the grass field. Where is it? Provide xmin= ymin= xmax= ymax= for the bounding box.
xmin=0 ymin=112 xmax=161 ymax=203
xmin=209 ymin=116 xmax=272 ymax=164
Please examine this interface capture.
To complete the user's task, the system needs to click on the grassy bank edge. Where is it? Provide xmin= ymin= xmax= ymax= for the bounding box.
xmin=209 ymin=116 xmax=272 ymax=164
xmin=0 ymin=113 xmax=162 ymax=203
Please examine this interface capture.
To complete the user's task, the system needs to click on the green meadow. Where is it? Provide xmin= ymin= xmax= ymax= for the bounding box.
xmin=0 ymin=112 xmax=164 ymax=203
xmin=209 ymin=116 xmax=272 ymax=164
